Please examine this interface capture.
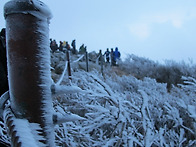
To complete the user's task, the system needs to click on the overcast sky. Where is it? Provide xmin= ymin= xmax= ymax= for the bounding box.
xmin=1 ymin=0 xmax=196 ymax=63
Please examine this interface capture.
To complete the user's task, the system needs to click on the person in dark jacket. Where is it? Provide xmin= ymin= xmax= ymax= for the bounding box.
xmin=113 ymin=47 xmax=121 ymax=65
xmin=110 ymin=48 xmax=115 ymax=66
xmin=50 ymin=39 xmax=58 ymax=52
xmin=59 ymin=41 xmax=63 ymax=52
xmin=79 ymin=44 xmax=85 ymax=54
xmin=103 ymin=48 xmax=110 ymax=63
xmin=0 ymin=28 xmax=8 ymax=97
xmin=71 ymin=39 xmax=76 ymax=54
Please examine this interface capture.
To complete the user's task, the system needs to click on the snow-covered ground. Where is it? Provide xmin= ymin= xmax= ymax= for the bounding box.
xmin=1 ymin=51 xmax=196 ymax=146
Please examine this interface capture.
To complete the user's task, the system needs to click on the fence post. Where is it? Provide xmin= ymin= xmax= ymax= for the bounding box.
xmin=100 ymin=50 xmax=104 ymax=75
xmin=66 ymin=49 xmax=72 ymax=80
xmin=111 ymin=48 xmax=114 ymax=66
xmin=85 ymin=50 xmax=89 ymax=72
xmin=4 ymin=0 xmax=54 ymax=146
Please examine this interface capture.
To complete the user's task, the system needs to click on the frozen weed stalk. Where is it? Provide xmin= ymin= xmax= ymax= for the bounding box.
xmin=4 ymin=0 xmax=54 ymax=146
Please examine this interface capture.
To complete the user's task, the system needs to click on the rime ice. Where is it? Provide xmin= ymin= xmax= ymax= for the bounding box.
xmin=4 ymin=0 xmax=54 ymax=146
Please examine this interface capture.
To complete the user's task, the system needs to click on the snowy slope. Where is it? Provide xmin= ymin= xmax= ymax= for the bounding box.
xmin=51 ymin=51 xmax=196 ymax=146
xmin=0 ymin=51 xmax=195 ymax=146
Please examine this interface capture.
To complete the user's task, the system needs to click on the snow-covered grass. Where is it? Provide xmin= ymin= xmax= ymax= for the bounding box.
xmin=1 ymin=51 xmax=195 ymax=146
xmin=50 ymin=52 xmax=196 ymax=146
xmin=52 ymin=69 xmax=195 ymax=146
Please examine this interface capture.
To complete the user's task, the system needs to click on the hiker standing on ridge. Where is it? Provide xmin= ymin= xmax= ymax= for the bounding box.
xmin=103 ymin=48 xmax=110 ymax=63
xmin=111 ymin=48 xmax=115 ymax=66
xmin=50 ymin=39 xmax=58 ymax=52
xmin=79 ymin=44 xmax=85 ymax=54
xmin=65 ymin=41 xmax=71 ymax=50
xmin=71 ymin=39 xmax=76 ymax=54
xmin=113 ymin=47 xmax=121 ymax=65
xmin=59 ymin=41 xmax=63 ymax=51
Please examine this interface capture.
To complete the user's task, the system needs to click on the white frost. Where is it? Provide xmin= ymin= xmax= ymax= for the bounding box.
xmin=55 ymin=61 xmax=68 ymax=86
xmin=13 ymin=119 xmax=45 ymax=147
xmin=188 ymin=105 xmax=196 ymax=119
xmin=4 ymin=0 xmax=52 ymax=21
xmin=53 ymin=85 xmax=83 ymax=95
xmin=54 ymin=112 xmax=85 ymax=125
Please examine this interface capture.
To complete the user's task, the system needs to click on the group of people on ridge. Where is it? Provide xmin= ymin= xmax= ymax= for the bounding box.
xmin=50 ymin=38 xmax=121 ymax=66
xmin=103 ymin=47 xmax=121 ymax=66
xmin=50 ymin=39 xmax=76 ymax=54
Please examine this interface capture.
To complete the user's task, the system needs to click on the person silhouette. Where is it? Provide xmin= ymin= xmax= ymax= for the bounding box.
xmin=113 ymin=47 xmax=121 ymax=65
xmin=0 ymin=28 xmax=8 ymax=96
xmin=103 ymin=48 xmax=110 ymax=63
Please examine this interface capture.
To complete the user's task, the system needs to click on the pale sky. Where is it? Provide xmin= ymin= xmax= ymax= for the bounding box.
xmin=1 ymin=0 xmax=196 ymax=63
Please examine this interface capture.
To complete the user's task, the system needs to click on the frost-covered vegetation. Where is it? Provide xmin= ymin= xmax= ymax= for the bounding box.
xmin=52 ymin=52 xmax=196 ymax=146
xmin=1 ymin=51 xmax=196 ymax=146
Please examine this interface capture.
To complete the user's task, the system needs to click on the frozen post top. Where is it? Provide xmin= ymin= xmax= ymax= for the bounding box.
xmin=4 ymin=0 xmax=52 ymax=20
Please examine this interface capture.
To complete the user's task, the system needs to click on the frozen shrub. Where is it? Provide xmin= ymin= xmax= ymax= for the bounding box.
xmin=119 ymin=54 xmax=196 ymax=90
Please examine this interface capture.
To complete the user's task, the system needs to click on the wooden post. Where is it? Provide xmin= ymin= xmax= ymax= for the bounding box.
xmin=66 ymin=49 xmax=72 ymax=80
xmin=110 ymin=48 xmax=114 ymax=66
xmin=4 ymin=0 xmax=54 ymax=146
xmin=85 ymin=51 xmax=89 ymax=72
xmin=100 ymin=50 xmax=104 ymax=75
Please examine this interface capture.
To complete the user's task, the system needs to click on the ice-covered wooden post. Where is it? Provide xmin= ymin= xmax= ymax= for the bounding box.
xmin=4 ymin=0 xmax=54 ymax=146
xmin=66 ymin=49 xmax=72 ymax=80
xmin=100 ymin=50 xmax=104 ymax=75
xmin=85 ymin=50 xmax=89 ymax=72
